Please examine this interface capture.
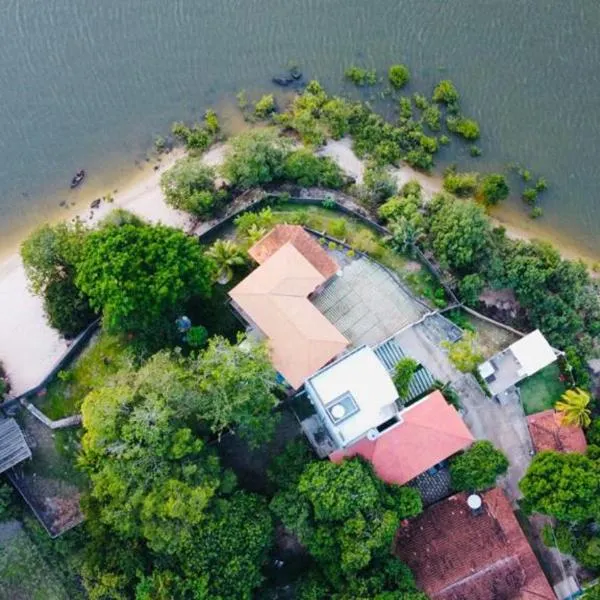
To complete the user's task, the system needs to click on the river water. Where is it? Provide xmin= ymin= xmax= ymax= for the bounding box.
xmin=1 ymin=0 xmax=599 ymax=255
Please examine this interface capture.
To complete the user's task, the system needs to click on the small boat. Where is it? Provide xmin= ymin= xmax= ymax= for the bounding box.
xmin=70 ymin=170 xmax=85 ymax=189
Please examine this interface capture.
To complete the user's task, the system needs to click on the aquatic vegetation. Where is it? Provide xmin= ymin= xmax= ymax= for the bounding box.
xmin=344 ymin=65 xmax=377 ymax=86
xmin=388 ymin=64 xmax=410 ymax=89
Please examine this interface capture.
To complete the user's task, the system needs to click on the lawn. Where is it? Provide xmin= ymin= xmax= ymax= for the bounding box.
xmin=0 ymin=522 xmax=70 ymax=600
xmin=36 ymin=331 xmax=133 ymax=420
xmin=518 ymin=363 xmax=566 ymax=416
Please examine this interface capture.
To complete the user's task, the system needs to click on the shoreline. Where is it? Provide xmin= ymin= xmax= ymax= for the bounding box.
xmin=1 ymin=135 xmax=598 ymax=397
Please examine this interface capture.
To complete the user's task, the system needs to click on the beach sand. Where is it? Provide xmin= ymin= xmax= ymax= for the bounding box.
xmin=0 ymin=136 xmax=596 ymax=398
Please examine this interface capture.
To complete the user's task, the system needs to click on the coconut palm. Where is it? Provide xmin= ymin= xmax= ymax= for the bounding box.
xmin=556 ymin=388 xmax=592 ymax=428
xmin=206 ymin=239 xmax=246 ymax=284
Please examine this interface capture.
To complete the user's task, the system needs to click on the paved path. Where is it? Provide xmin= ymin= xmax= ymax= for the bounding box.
xmin=453 ymin=374 xmax=534 ymax=504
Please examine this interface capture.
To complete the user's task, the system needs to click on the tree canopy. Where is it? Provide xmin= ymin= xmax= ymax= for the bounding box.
xmin=270 ymin=458 xmax=423 ymax=596
xmin=75 ymin=221 xmax=214 ymax=339
xmin=478 ymin=173 xmax=509 ymax=206
xmin=450 ymin=441 xmax=509 ymax=491
xmin=519 ymin=450 xmax=600 ymax=522
xmin=221 ymin=129 xmax=291 ymax=189
xmin=79 ymin=345 xmax=276 ymax=599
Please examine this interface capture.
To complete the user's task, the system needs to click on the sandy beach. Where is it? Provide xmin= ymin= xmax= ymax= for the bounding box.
xmin=0 ymin=136 xmax=596 ymax=398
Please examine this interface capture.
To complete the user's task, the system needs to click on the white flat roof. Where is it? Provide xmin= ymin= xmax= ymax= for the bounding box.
xmin=509 ymin=330 xmax=556 ymax=377
xmin=306 ymin=346 xmax=399 ymax=446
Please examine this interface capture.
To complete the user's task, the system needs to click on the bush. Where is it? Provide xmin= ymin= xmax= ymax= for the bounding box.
xmin=398 ymin=97 xmax=413 ymax=120
xmin=432 ymin=79 xmax=459 ymax=104
xmin=447 ymin=115 xmax=480 ymax=140
xmin=443 ymin=171 xmax=478 ymax=197
xmin=388 ymin=64 xmax=410 ymax=89
xmin=470 ymin=145 xmax=482 ymax=157
xmin=478 ymin=173 xmax=509 ymax=206
xmin=186 ymin=325 xmax=208 ymax=348
xmin=530 ymin=206 xmax=543 ymax=219
xmin=413 ymin=93 xmax=428 ymax=110
xmin=541 ymin=522 xmax=576 ymax=555
xmin=450 ymin=441 xmax=509 ymax=491
xmin=344 ymin=66 xmax=377 ymax=86
xmin=171 ymin=122 xmax=212 ymax=152
xmin=439 ymin=134 xmax=450 ymax=145
xmin=442 ymin=331 xmax=484 ymax=372
xmin=327 ymin=218 xmax=347 ymax=239
xmin=44 ymin=277 xmax=96 ymax=338
xmin=535 ymin=177 xmax=548 ymax=192
xmin=522 ymin=187 xmax=538 ymax=205
xmin=222 ymin=129 xmax=291 ymax=189
xmin=393 ymin=357 xmax=419 ymax=399
xmin=459 ymin=273 xmax=484 ymax=306
xmin=254 ymin=94 xmax=276 ymax=118
xmin=363 ymin=164 xmax=398 ymax=204
xmin=283 ymin=150 xmax=344 ymax=188
xmin=204 ymin=109 xmax=220 ymax=135
xmin=423 ymin=105 xmax=441 ymax=131
xmin=0 ymin=482 xmax=15 ymax=520
xmin=160 ymin=157 xmax=224 ymax=217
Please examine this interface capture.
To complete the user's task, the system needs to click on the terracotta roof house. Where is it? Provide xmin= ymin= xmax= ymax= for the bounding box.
xmin=527 ymin=409 xmax=587 ymax=454
xmin=229 ymin=225 xmax=348 ymax=389
xmin=395 ymin=487 xmax=556 ymax=600
xmin=327 ymin=389 xmax=474 ymax=485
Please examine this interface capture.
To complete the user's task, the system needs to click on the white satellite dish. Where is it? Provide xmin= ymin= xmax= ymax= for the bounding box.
xmin=467 ymin=494 xmax=483 ymax=511
xmin=366 ymin=428 xmax=379 ymax=441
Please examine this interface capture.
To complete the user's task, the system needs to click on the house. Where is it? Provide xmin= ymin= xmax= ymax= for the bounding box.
xmin=0 ymin=417 xmax=31 ymax=474
xmin=303 ymin=344 xmax=473 ymax=485
xmin=328 ymin=389 xmax=474 ymax=486
xmin=478 ymin=330 xmax=558 ymax=401
xmin=395 ymin=487 xmax=556 ymax=600
xmin=527 ymin=410 xmax=587 ymax=454
xmin=229 ymin=225 xmax=349 ymax=389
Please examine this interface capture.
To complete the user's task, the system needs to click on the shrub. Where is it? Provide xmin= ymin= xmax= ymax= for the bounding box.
xmin=442 ymin=331 xmax=483 ymax=372
xmin=393 ymin=357 xmax=419 ymax=399
xmin=160 ymin=157 xmax=224 ymax=217
xmin=439 ymin=134 xmax=450 ymax=145
xmin=478 ymin=173 xmax=509 ymax=206
xmin=186 ymin=325 xmax=208 ymax=348
xmin=204 ymin=109 xmax=220 ymax=135
xmin=450 ymin=441 xmax=509 ymax=491
xmin=423 ymin=105 xmax=441 ymax=131
xmin=327 ymin=218 xmax=347 ymax=239
xmin=171 ymin=122 xmax=212 ymax=152
xmin=535 ymin=177 xmax=548 ymax=192
xmin=470 ymin=145 xmax=482 ymax=157
xmin=522 ymin=187 xmax=538 ymax=205
xmin=447 ymin=115 xmax=480 ymax=140
xmin=413 ymin=93 xmax=428 ymax=110
xmin=254 ymin=94 xmax=276 ymax=118
xmin=530 ymin=207 xmax=543 ymax=219
xmin=459 ymin=273 xmax=484 ymax=306
xmin=443 ymin=171 xmax=478 ymax=197
xmin=327 ymin=241 xmax=338 ymax=251
xmin=518 ymin=167 xmax=532 ymax=182
xmin=388 ymin=64 xmax=410 ymax=89
xmin=363 ymin=164 xmax=398 ymax=204
xmin=222 ymin=129 xmax=291 ymax=189
xmin=154 ymin=135 xmax=166 ymax=152
xmin=283 ymin=150 xmax=344 ymax=188
xmin=398 ymin=97 xmax=413 ymax=120
xmin=344 ymin=66 xmax=377 ymax=86
xmin=432 ymin=79 xmax=459 ymax=104
xmin=541 ymin=522 xmax=576 ymax=555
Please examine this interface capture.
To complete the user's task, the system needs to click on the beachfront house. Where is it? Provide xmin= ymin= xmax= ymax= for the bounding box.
xmin=228 ymin=225 xmax=349 ymax=389
xmin=477 ymin=329 xmax=559 ymax=403
xmin=303 ymin=345 xmax=474 ymax=486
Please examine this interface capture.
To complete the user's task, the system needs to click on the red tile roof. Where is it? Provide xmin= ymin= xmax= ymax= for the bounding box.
xmin=527 ymin=410 xmax=587 ymax=454
xmin=395 ymin=488 xmax=556 ymax=600
xmin=329 ymin=391 xmax=474 ymax=485
xmin=249 ymin=224 xmax=339 ymax=280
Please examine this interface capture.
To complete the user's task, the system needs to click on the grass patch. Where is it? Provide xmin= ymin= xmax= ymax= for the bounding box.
xmin=404 ymin=269 xmax=447 ymax=308
xmin=37 ymin=332 xmax=133 ymax=420
xmin=0 ymin=524 xmax=70 ymax=600
xmin=518 ymin=363 xmax=566 ymax=415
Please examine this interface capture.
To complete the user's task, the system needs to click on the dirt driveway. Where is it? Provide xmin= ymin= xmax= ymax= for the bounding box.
xmin=453 ymin=374 xmax=534 ymax=504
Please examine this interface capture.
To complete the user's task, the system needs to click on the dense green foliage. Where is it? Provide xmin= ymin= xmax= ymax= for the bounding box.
xmin=427 ymin=194 xmax=491 ymax=273
xmin=478 ymin=173 xmax=509 ymax=206
xmin=79 ymin=340 xmax=279 ymax=599
xmin=344 ymin=66 xmax=377 ymax=86
xmin=519 ymin=451 xmax=600 ymax=522
xmin=555 ymin=388 xmax=591 ymax=427
xmin=254 ymin=94 xmax=276 ymax=118
xmin=172 ymin=112 xmax=219 ymax=152
xmin=160 ymin=157 xmax=227 ymax=217
xmin=432 ymin=80 xmax=459 ymax=105
xmin=21 ymin=221 xmax=95 ymax=337
xmin=270 ymin=458 xmax=423 ymax=597
xmin=393 ymin=357 xmax=419 ymax=399
xmin=283 ymin=149 xmax=345 ymax=188
xmin=222 ymin=129 xmax=291 ymax=189
xmin=76 ymin=221 xmax=214 ymax=341
xmin=446 ymin=115 xmax=480 ymax=140
xmin=443 ymin=171 xmax=478 ymax=197
xmin=450 ymin=441 xmax=509 ymax=491
xmin=206 ymin=239 xmax=246 ymax=284
xmin=388 ymin=64 xmax=410 ymax=89
xmin=442 ymin=331 xmax=484 ymax=373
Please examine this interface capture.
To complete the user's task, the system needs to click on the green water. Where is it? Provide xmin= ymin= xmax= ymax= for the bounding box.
xmin=1 ymin=0 xmax=599 ymax=254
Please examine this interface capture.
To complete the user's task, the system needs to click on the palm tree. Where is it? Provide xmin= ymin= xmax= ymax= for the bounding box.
xmin=555 ymin=388 xmax=592 ymax=428
xmin=206 ymin=239 xmax=246 ymax=284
